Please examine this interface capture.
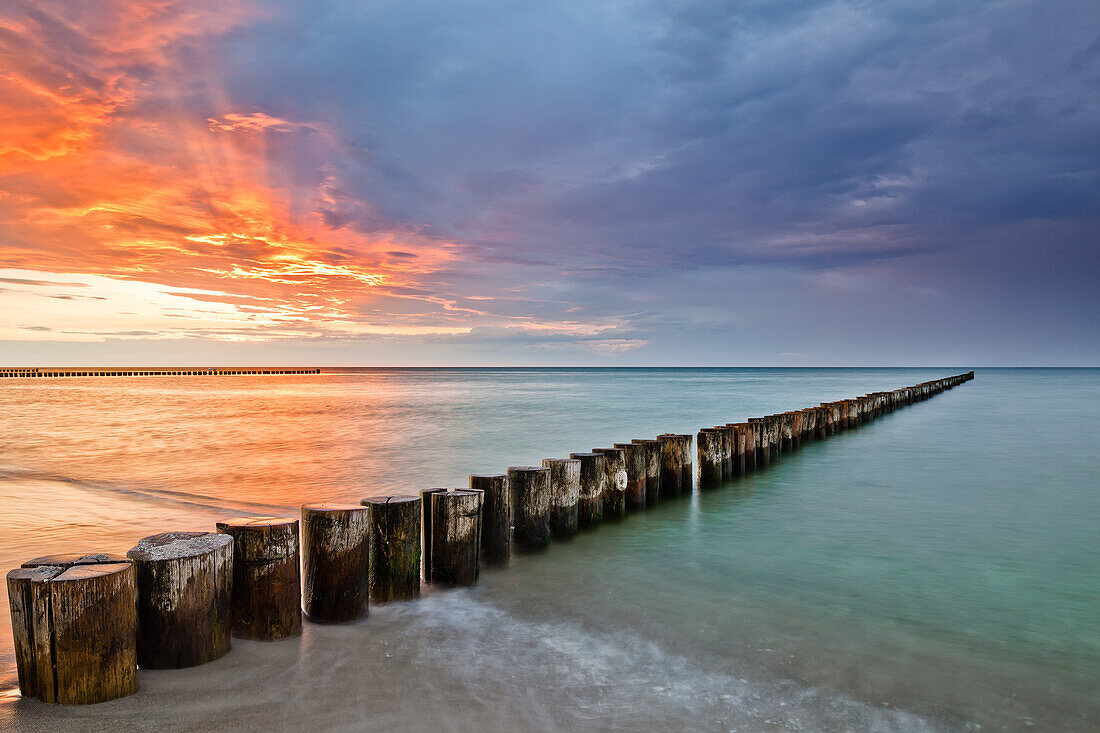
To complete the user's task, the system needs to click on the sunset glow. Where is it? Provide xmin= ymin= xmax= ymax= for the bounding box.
xmin=0 ymin=0 xmax=615 ymax=348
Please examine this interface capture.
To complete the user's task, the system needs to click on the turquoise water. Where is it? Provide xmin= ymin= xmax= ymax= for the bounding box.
xmin=0 ymin=368 xmax=1096 ymax=731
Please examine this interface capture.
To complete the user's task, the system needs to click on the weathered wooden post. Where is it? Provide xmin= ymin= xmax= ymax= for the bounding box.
xmin=748 ymin=419 xmax=771 ymax=467
xmin=632 ymin=439 xmax=663 ymax=502
xmin=569 ymin=452 xmax=606 ymax=526
xmin=470 ymin=474 xmax=511 ymax=562
xmin=127 ymin=531 xmax=233 ymax=667
xmin=778 ymin=413 xmax=793 ymax=452
xmin=674 ymin=434 xmax=694 ymax=491
xmin=429 ymin=489 xmax=483 ymax=585
xmin=726 ymin=425 xmax=746 ymax=475
xmin=657 ymin=434 xmax=684 ymax=494
xmin=215 ymin=517 xmax=301 ymax=640
xmin=300 ymin=505 xmax=370 ymax=622
xmin=734 ymin=423 xmax=755 ymax=472
xmin=541 ymin=459 xmax=580 ymax=535
xmin=592 ymin=448 xmax=628 ymax=518
xmin=786 ymin=412 xmax=800 ymax=449
xmin=419 ymin=488 xmax=448 ymax=581
xmin=8 ymin=556 xmax=138 ymax=704
xmin=613 ymin=442 xmax=647 ymax=507
xmin=360 ymin=495 xmax=420 ymax=602
xmin=811 ymin=407 xmax=827 ymax=440
xmin=715 ymin=426 xmax=734 ymax=479
xmin=696 ymin=429 xmax=722 ymax=488
xmin=508 ymin=466 xmax=551 ymax=549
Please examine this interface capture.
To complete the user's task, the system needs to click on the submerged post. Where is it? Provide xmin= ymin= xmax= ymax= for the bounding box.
xmin=613 ymin=442 xmax=647 ymax=508
xmin=300 ymin=504 xmax=371 ymax=622
xmin=697 ymin=428 xmax=722 ymax=488
xmin=632 ymin=439 xmax=663 ymax=502
xmin=470 ymin=474 xmax=511 ymax=563
xmin=215 ymin=517 xmax=302 ymax=640
xmin=542 ymin=459 xmax=580 ymax=536
xmin=657 ymin=434 xmax=684 ymax=495
xmin=569 ymin=452 xmax=606 ymax=526
xmin=127 ymin=531 xmax=233 ymax=667
xmin=592 ymin=447 xmax=628 ymax=519
xmin=508 ymin=466 xmax=552 ymax=549
xmin=727 ymin=425 xmax=746 ymax=476
xmin=429 ymin=489 xmax=483 ymax=585
xmin=360 ymin=495 xmax=421 ymax=603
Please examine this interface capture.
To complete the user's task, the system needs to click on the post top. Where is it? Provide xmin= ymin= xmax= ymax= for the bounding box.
xmin=127 ymin=531 xmax=232 ymax=561
xmin=567 ymin=452 xmax=604 ymax=459
xmin=52 ymin=562 xmax=132 ymax=583
xmin=215 ymin=516 xmax=297 ymax=530
xmin=469 ymin=473 xmax=506 ymax=479
xmin=507 ymin=465 xmax=550 ymax=473
xmin=360 ymin=494 xmax=420 ymax=506
xmin=631 ymin=438 xmax=663 ymax=444
xmin=6 ymin=566 xmax=63 ymax=583
xmin=542 ymin=457 xmax=580 ymax=465
xmin=441 ymin=489 xmax=481 ymax=497
xmin=301 ymin=503 xmax=369 ymax=514
xmin=592 ymin=447 xmax=625 ymax=454
xmin=22 ymin=552 xmax=131 ymax=569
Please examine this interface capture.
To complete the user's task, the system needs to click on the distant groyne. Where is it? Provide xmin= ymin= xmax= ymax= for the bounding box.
xmin=1 ymin=368 xmax=320 ymax=378
xmin=6 ymin=370 xmax=974 ymax=705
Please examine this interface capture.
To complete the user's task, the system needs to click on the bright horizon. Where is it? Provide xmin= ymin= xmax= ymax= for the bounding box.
xmin=2 ymin=1 xmax=1098 ymax=367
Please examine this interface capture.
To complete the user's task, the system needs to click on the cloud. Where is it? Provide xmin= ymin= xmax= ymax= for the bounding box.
xmin=0 ymin=0 xmax=1097 ymax=362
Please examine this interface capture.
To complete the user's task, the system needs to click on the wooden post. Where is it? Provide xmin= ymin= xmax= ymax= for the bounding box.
xmin=779 ymin=413 xmax=794 ymax=452
xmin=657 ymin=435 xmax=684 ymax=495
xmin=215 ymin=517 xmax=301 ymax=640
xmin=846 ymin=400 xmax=859 ymax=429
xmin=508 ymin=466 xmax=551 ymax=549
xmin=429 ymin=490 xmax=483 ymax=585
xmin=632 ymin=439 xmax=663 ymax=503
xmin=569 ymin=452 xmax=606 ymax=526
xmin=8 ymin=556 xmax=138 ymax=704
xmin=748 ymin=419 xmax=771 ymax=467
xmin=592 ymin=447 xmax=628 ymax=518
xmin=127 ymin=531 xmax=233 ymax=667
xmin=541 ymin=459 xmax=580 ymax=535
xmin=734 ymin=423 xmax=756 ymax=472
xmin=470 ymin=474 xmax=511 ymax=562
xmin=674 ymin=434 xmax=694 ymax=491
xmin=613 ymin=442 xmax=647 ymax=508
xmin=419 ymin=488 xmax=448 ymax=581
xmin=812 ymin=407 xmax=827 ymax=440
xmin=726 ymin=425 xmax=746 ymax=476
xmin=714 ymin=426 xmax=734 ymax=479
xmin=696 ymin=429 xmax=722 ymax=489
xmin=789 ymin=412 xmax=803 ymax=450
xmin=300 ymin=505 xmax=370 ymax=622
xmin=360 ymin=495 xmax=421 ymax=603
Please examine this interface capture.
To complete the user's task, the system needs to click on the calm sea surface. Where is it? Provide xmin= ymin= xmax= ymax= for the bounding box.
xmin=0 ymin=368 xmax=1096 ymax=732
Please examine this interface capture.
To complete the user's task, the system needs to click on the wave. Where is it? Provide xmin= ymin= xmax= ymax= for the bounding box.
xmin=0 ymin=467 xmax=291 ymax=515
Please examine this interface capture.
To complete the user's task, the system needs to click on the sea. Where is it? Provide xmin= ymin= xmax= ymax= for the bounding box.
xmin=0 ymin=368 xmax=1096 ymax=732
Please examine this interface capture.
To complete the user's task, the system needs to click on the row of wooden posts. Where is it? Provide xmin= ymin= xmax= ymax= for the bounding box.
xmin=6 ymin=371 xmax=974 ymax=705
xmin=0 ymin=368 xmax=321 ymax=378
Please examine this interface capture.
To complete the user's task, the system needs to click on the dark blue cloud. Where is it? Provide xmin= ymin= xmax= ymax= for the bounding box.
xmin=196 ymin=0 xmax=1100 ymax=362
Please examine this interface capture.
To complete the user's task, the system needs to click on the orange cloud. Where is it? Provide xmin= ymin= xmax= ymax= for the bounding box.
xmin=0 ymin=1 xmax=638 ymax=350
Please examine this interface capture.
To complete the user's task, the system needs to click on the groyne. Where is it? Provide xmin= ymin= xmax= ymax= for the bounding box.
xmin=1 ymin=368 xmax=320 ymax=378
xmin=6 ymin=371 xmax=973 ymax=704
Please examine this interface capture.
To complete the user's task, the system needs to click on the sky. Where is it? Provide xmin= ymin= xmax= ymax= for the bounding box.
xmin=0 ymin=0 xmax=1097 ymax=366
